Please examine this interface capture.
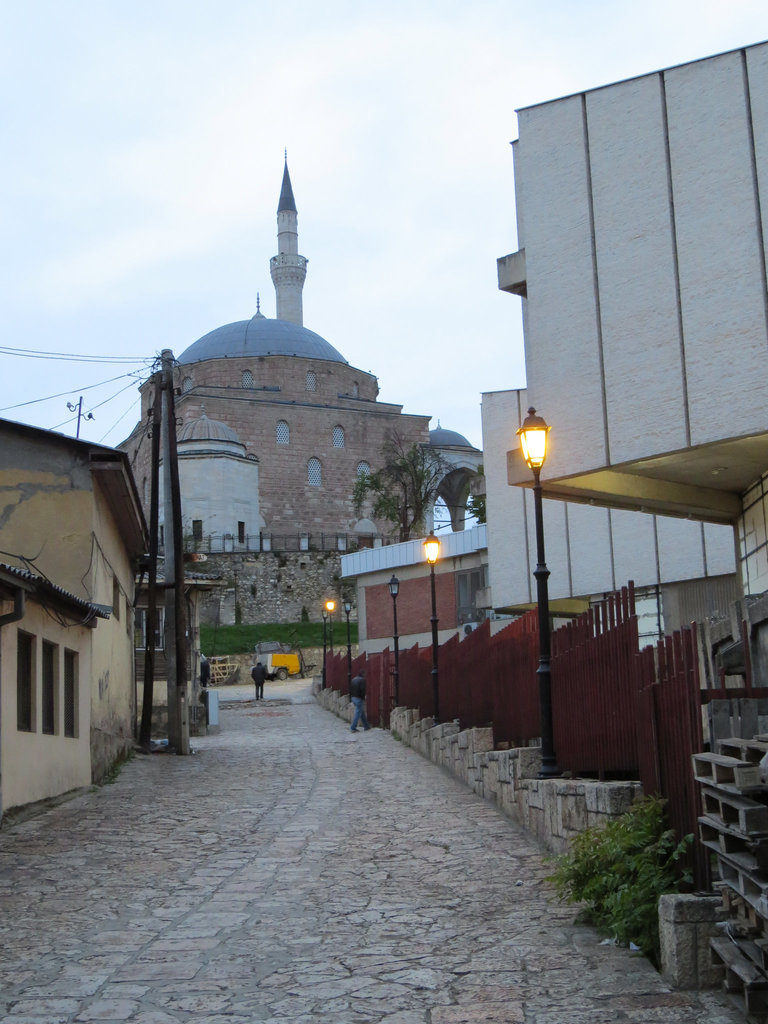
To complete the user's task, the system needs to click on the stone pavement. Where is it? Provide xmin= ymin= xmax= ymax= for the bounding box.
xmin=0 ymin=682 xmax=746 ymax=1024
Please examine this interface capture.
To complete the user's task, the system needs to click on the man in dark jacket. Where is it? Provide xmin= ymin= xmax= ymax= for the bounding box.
xmin=251 ymin=661 xmax=267 ymax=700
xmin=349 ymin=671 xmax=371 ymax=732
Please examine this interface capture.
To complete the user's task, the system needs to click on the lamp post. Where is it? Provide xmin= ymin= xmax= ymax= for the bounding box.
xmin=388 ymin=574 xmax=400 ymax=707
xmin=424 ymin=535 xmax=440 ymax=723
xmin=322 ymin=607 xmax=328 ymax=690
xmin=343 ymin=599 xmax=353 ymax=694
xmin=326 ymin=598 xmax=335 ymax=654
xmin=517 ymin=406 xmax=560 ymax=779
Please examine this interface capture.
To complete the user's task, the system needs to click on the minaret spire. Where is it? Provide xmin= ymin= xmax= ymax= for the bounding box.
xmin=270 ymin=155 xmax=307 ymax=325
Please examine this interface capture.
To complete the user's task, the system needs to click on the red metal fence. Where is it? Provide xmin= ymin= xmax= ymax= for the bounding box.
xmin=320 ymin=581 xmax=760 ymax=886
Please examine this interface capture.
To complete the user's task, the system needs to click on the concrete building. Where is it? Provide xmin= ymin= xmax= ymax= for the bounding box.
xmin=498 ymin=41 xmax=768 ymax=602
xmin=342 ymin=525 xmax=488 ymax=655
xmin=0 ymin=421 xmax=146 ymax=814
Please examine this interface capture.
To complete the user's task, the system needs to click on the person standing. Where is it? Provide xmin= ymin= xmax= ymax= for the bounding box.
xmin=251 ymin=661 xmax=267 ymax=700
xmin=349 ymin=671 xmax=371 ymax=732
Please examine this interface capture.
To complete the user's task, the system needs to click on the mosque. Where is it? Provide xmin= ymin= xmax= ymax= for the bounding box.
xmin=121 ymin=161 xmax=481 ymax=623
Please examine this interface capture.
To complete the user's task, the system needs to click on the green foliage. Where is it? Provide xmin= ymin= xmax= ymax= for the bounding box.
xmin=199 ymin=620 xmax=358 ymax=656
xmin=547 ymin=795 xmax=692 ymax=967
xmin=354 ymin=432 xmax=450 ymax=541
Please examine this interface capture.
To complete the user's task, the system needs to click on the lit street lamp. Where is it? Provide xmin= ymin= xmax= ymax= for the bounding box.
xmin=424 ymin=535 xmax=440 ymax=723
xmin=322 ymin=606 xmax=329 ymax=690
xmin=388 ymin=574 xmax=400 ymax=707
xmin=517 ymin=406 xmax=560 ymax=779
xmin=343 ymin=598 xmax=353 ymax=694
xmin=326 ymin=598 xmax=335 ymax=653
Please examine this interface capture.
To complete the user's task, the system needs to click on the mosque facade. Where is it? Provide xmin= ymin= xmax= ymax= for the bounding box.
xmin=121 ymin=162 xmax=481 ymax=624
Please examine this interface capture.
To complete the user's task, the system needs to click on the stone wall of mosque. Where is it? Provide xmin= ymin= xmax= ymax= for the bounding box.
xmin=198 ymin=549 xmax=353 ymax=626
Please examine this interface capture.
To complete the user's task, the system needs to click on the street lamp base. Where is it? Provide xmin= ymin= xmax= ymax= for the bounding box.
xmin=539 ymin=759 xmax=562 ymax=780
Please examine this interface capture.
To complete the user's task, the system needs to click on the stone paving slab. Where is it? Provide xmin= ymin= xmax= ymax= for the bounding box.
xmin=0 ymin=689 xmax=747 ymax=1023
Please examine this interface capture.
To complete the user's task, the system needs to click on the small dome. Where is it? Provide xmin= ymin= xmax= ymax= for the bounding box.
xmin=179 ymin=414 xmax=241 ymax=444
xmin=430 ymin=426 xmax=476 ymax=449
xmin=178 ymin=316 xmax=347 ymax=365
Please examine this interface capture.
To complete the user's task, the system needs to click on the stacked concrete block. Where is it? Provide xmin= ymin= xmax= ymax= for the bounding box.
xmin=659 ymin=894 xmax=727 ymax=990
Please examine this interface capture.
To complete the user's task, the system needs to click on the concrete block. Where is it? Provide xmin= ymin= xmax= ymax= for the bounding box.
xmin=469 ymin=727 xmax=494 ymax=754
xmin=659 ymin=894 xmax=726 ymax=990
xmin=517 ymin=746 xmax=542 ymax=779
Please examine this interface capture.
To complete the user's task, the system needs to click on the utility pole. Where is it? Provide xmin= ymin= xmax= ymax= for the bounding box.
xmin=161 ymin=349 xmax=189 ymax=754
xmin=139 ymin=371 xmax=162 ymax=750
xmin=66 ymin=396 xmax=94 ymax=439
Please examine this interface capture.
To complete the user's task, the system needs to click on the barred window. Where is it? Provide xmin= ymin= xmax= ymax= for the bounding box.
xmin=17 ymin=631 xmax=33 ymax=732
xmin=356 ymin=461 xmax=371 ymax=477
xmin=332 ymin=425 xmax=345 ymax=448
xmin=306 ymin=370 xmax=317 ymax=392
xmin=276 ymin=420 xmax=290 ymax=445
xmin=182 ymin=376 xmax=193 ymax=393
xmin=192 ymin=519 xmax=203 ymax=541
xmin=238 ymin=521 xmax=246 ymax=543
xmin=64 ymin=649 xmax=77 ymax=738
xmin=307 ymin=458 xmax=322 ymax=486
xmin=42 ymin=640 xmax=56 ymax=735
xmin=242 ymin=370 xmax=254 ymax=388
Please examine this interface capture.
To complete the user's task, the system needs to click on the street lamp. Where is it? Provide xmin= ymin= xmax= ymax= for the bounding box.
xmin=343 ymin=598 xmax=353 ymax=694
xmin=517 ymin=406 xmax=560 ymax=779
xmin=424 ymin=534 xmax=440 ymax=723
xmin=322 ymin=606 xmax=329 ymax=690
xmin=388 ymin=574 xmax=400 ymax=707
xmin=325 ymin=598 xmax=335 ymax=654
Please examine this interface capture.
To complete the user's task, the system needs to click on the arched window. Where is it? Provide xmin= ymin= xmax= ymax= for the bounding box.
xmin=307 ymin=458 xmax=322 ymax=486
xmin=356 ymin=461 xmax=371 ymax=477
xmin=242 ymin=370 xmax=254 ymax=388
xmin=332 ymin=425 xmax=345 ymax=448
xmin=181 ymin=376 xmax=193 ymax=393
xmin=276 ymin=420 xmax=290 ymax=445
xmin=306 ymin=370 xmax=317 ymax=392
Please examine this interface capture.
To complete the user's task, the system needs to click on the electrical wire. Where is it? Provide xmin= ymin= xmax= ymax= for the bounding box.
xmin=0 ymin=370 xmax=145 ymax=413
xmin=0 ymin=345 xmax=154 ymax=364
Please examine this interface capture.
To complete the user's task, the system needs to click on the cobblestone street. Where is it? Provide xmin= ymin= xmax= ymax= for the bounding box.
xmin=0 ymin=683 xmax=746 ymax=1023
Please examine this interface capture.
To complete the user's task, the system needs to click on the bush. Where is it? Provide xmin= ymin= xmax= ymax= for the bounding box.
xmin=547 ymin=795 xmax=692 ymax=967
xmin=199 ymin=621 xmax=358 ymax=656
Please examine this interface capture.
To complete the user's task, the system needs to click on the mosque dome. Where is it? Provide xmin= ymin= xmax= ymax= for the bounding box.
xmin=430 ymin=426 xmax=476 ymax=449
xmin=178 ymin=315 xmax=348 ymax=366
xmin=178 ymin=414 xmax=241 ymax=444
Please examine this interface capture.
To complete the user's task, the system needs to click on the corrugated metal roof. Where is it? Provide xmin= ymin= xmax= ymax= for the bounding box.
xmin=0 ymin=563 xmax=111 ymax=619
xmin=341 ymin=525 xmax=487 ymax=578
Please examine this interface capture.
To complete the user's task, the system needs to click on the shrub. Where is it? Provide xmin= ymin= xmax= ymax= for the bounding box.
xmin=547 ymin=795 xmax=692 ymax=967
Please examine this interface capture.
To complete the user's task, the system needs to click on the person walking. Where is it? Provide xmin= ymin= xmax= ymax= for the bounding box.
xmin=251 ymin=661 xmax=267 ymax=700
xmin=349 ymin=670 xmax=371 ymax=732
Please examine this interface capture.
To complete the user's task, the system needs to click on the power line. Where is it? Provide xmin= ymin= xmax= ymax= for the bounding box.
xmin=0 ymin=371 xmax=144 ymax=413
xmin=0 ymin=345 xmax=153 ymax=364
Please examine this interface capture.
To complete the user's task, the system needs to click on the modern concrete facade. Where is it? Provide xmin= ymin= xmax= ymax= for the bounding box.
xmin=499 ymin=41 xmax=768 ymax=598
xmin=0 ymin=421 xmax=146 ymax=813
xmin=482 ymin=389 xmax=739 ymax=637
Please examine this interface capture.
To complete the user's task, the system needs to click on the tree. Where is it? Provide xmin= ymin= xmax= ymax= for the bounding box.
xmin=466 ymin=464 xmax=486 ymax=524
xmin=353 ymin=433 xmax=450 ymax=542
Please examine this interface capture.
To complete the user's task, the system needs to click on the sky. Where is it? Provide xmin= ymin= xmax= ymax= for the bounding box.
xmin=2 ymin=1 xmax=767 ymax=452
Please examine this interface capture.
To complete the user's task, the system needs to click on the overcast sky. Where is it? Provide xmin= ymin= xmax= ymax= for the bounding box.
xmin=2 ymin=1 xmax=766 ymax=451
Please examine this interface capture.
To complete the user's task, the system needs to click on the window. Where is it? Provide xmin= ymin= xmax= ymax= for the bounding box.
xmin=307 ymin=458 xmax=322 ymax=486
xmin=306 ymin=370 xmax=317 ymax=392
xmin=242 ymin=370 xmax=254 ymax=388
xmin=352 ymin=381 xmax=359 ymax=398
xmin=182 ymin=376 xmax=193 ymax=393
xmin=238 ymin=521 xmax=246 ymax=543
xmin=356 ymin=461 xmax=371 ymax=477
xmin=135 ymin=608 xmax=165 ymax=650
xmin=17 ymin=631 xmax=33 ymax=732
xmin=276 ymin=420 xmax=290 ymax=445
xmin=192 ymin=519 xmax=203 ymax=542
xmin=42 ymin=641 xmax=56 ymax=735
xmin=64 ymin=650 xmax=77 ymax=738
xmin=332 ymin=425 xmax=345 ymax=448
xmin=112 ymin=576 xmax=120 ymax=620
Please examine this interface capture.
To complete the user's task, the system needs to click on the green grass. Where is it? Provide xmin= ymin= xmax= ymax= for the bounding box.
xmin=200 ymin=621 xmax=358 ymax=656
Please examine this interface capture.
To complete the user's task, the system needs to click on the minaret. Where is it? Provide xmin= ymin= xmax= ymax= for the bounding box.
xmin=270 ymin=157 xmax=307 ymax=325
